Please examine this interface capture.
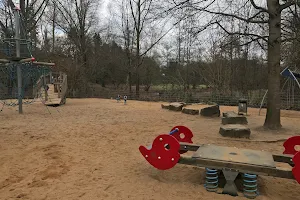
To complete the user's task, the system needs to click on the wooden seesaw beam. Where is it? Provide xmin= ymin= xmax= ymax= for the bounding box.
xmin=179 ymin=157 xmax=294 ymax=179
xmin=179 ymin=143 xmax=295 ymax=167
xmin=178 ymin=143 xmax=295 ymax=180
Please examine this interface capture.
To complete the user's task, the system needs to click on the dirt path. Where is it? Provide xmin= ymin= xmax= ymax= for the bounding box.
xmin=0 ymin=99 xmax=299 ymax=200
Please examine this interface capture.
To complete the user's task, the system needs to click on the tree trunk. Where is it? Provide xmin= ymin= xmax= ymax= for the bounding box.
xmin=136 ymin=70 xmax=140 ymax=97
xmin=135 ymin=0 xmax=141 ymax=98
xmin=230 ymin=36 xmax=233 ymax=94
xmin=264 ymin=0 xmax=282 ymax=129
xmin=192 ymin=83 xmax=196 ymax=89
xmin=52 ymin=3 xmax=56 ymax=53
xmin=20 ymin=0 xmax=25 ymax=16
xmin=128 ymin=71 xmax=132 ymax=93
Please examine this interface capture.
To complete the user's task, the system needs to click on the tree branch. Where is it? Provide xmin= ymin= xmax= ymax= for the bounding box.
xmin=165 ymin=0 xmax=190 ymax=13
xmin=192 ymin=20 xmax=220 ymax=37
xmin=7 ymin=0 xmax=15 ymax=10
xmin=139 ymin=14 xmax=190 ymax=58
xmin=140 ymin=0 xmax=153 ymax=34
xmin=28 ymin=0 xmax=49 ymax=32
xmin=249 ymin=0 xmax=269 ymax=13
xmin=216 ymin=21 xmax=268 ymax=43
xmin=129 ymin=0 xmax=138 ymax=32
xmin=54 ymin=0 xmax=79 ymax=31
xmin=0 ymin=21 xmax=11 ymax=37
xmin=280 ymin=0 xmax=296 ymax=11
xmin=31 ymin=0 xmax=48 ymax=21
xmin=239 ymin=37 xmax=266 ymax=47
xmin=281 ymin=36 xmax=300 ymax=43
xmin=199 ymin=8 xmax=268 ymax=24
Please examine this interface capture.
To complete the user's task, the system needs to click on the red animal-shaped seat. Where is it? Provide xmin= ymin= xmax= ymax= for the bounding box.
xmin=292 ymin=152 xmax=300 ymax=184
xmin=139 ymin=134 xmax=180 ymax=170
xmin=283 ymin=136 xmax=300 ymax=184
xmin=283 ymin=136 xmax=300 ymax=155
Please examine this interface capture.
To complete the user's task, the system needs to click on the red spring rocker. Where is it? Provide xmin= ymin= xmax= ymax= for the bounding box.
xmin=139 ymin=134 xmax=181 ymax=170
xmin=283 ymin=136 xmax=300 ymax=183
xmin=283 ymin=136 xmax=300 ymax=155
xmin=292 ymin=151 xmax=300 ymax=184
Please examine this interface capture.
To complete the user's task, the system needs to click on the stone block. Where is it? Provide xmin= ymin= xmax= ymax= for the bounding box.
xmin=161 ymin=104 xmax=170 ymax=109
xmin=219 ymin=125 xmax=251 ymax=139
xmin=222 ymin=111 xmax=248 ymax=125
xmin=200 ymin=105 xmax=220 ymax=117
xmin=169 ymin=102 xmax=184 ymax=111
xmin=182 ymin=108 xmax=199 ymax=115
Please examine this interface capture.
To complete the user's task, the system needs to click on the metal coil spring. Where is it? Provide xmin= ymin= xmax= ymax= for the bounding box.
xmin=243 ymin=173 xmax=258 ymax=199
xmin=204 ymin=168 xmax=218 ymax=192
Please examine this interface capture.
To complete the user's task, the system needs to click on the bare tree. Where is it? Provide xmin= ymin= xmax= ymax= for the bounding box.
xmin=120 ymin=0 xmax=135 ymax=93
xmin=0 ymin=0 xmax=49 ymax=39
xmin=54 ymin=0 xmax=98 ymax=66
xmin=127 ymin=0 xmax=154 ymax=97
xmin=51 ymin=1 xmax=56 ymax=52
xmin=0 ymin=2 xmax=14 ymax=39
xmin=170 ymin=0 xmax=298 ymax=129
xmin=54 ymin=0 xmax=99 ymax=94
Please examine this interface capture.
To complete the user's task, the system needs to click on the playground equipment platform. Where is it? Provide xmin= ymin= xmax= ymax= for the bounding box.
xmin=40 ymin=84 xmax=63 ymax=106
xmin=36 ymin=72 xmax=67 ymax=106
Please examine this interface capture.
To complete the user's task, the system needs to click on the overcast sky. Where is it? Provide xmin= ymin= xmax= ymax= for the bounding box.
xmin=99 ymin=0 xmax=110 ymax=19
xmin=54 ymin=0 xmax=266 ymax=61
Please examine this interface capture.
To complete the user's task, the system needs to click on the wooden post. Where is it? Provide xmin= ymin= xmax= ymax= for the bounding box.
xmin=58 ymin=83 xmax=60 ymax=98
xmin=58 ymin=72 xmax=62 ymax=98
xmin=50 ymin=71 xmax=52 ymax=83
xmin=63 ymin=74 xmax=67 ymax=101
xmin=44 ymin=74 xmax=48 ymax=101
xmin=65 ymin=75 xmax=67 ymax=93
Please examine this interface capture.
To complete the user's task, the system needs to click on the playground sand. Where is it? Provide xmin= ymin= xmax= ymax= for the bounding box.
xmin=0 ymin=98 xmax=300 ymax=200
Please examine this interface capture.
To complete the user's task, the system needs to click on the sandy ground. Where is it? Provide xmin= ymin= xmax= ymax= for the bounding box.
xmin=0 ymin=98 xmax=300 ymax=200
